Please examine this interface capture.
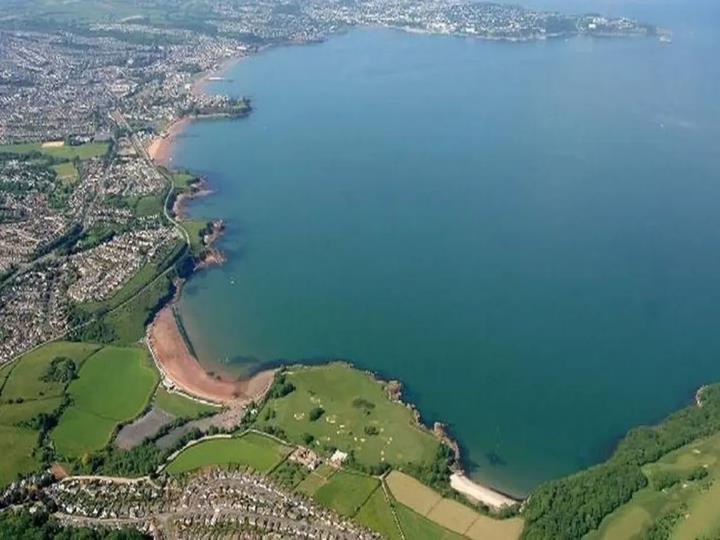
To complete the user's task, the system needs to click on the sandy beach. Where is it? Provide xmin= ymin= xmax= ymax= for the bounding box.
xmin=450 ymin=473 xmax=518 ymax=509
xmin=147 ymin=307 xmax=275 ymax=405
xmin=147 ymin=117 xmax=191 ymax=166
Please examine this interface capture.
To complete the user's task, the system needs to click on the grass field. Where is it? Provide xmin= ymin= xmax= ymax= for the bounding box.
xmin=134 ymin=194 xmax=164 ymax=217
xmin=386 ymin=471 xmax=523 ymax=540
xmin=154 ymin=387 xmax=219 ymax=419
xmin=166 ymin=432 xmax=291 ymax=474
xmin=180 ymin=219 xmax=207 ymax=255
xmin=313 ymin=469 xmax=380 ymax=517
xmin=587 ymin=430 xmax=720 ymax=540
xmin=104 ymin=272 xmax=175 ymax=344
xmin=257 ymin=363 xmax=440 ymax=468
xmin=172 ymin=172 xmax=196 ymax=189
xmin=0 ymin=141 xmax=109 ymax=161
xmin=0 ymin=397 xmax=63 ymax=426
xmin=395 ymin=503 xmax=466 ymax=540
xmin=1 ymin=342 xmax=100 ymax=401
xmin=295 ymin=468 xmax=330 ymax=496
xmin=51 ymin=346 xmax=158 ymax=456
xmin=0 ymin=426 xmax=40 ymax=486
xmin=356 ymin=487 xmax=403 ymax=540
xmin=52 ymin=161 xmax=79 ymax=184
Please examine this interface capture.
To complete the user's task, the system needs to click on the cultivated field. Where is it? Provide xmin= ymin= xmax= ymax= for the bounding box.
xmin=386 ymin=471 xmax=523 ymax=540
xmin=313 ymin=470 xmax=380 ymax=517
xmin=394 ymin=503 xmax=466 ymax=540
xmin=166 ymin=432 xmax=291 ymax=474
xmin=51 ymin=346 xmax=158 ymax=456
xmin=257 ymin=363 xmax=440 ymax=468
xmin=587 ymin=430 xmax=720 ymax=540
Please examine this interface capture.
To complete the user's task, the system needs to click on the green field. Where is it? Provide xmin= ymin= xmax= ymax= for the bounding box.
xmin=103 ymin=272 xmax=175 ymax=344
xmin=166 ymin=432 xmax=291 ymax=474
xmin=0 ymin=141 xmax=108 ymax=161
xmin=0 ymin=397 xmax=63 ymax=426
xmin=51 ymin=346 xmax=158 ymax=456
xmin=52 ymin=162 xmax=79 ymax=183
xmin=356 ymin=487 xmax=403 ymax=540
xmin=1 ymin=342 xmax=100 ymax=401
xmin=180 ymin=219 xmax=207 ymax=255
xmin=313 ymin=469 xmax=380 ymax=517
xmin=295 ymin=468 xmax=330 ymax=496
xmin=0 ymin=426 xmax=40 ymax=486
xmin=134 ymin=194 xmax=164 ymax=217
xmin=587 ymin=430 xmax=720 ymax=540
xmin=172 ymin=172 xmax=196 ymax=189
xmin=154 ymin=387 xmax=219 ymax=419
xmin=395 ymin=504 xmax=466 ymax=540
xmin=257 ymin=364 xmax=440 ymax=469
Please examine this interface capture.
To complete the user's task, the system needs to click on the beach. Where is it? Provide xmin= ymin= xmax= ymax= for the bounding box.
xmin=147 ymin=117 xmax=190 ymax=166
xmin=147 ymin=307 xmax=275 ymax=405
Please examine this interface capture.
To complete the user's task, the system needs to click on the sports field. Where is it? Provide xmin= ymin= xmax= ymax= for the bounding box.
xmin=587 ymin=430 xmax=720 ymax=540
xmin=51 ymin=346 xmax=158 ymax=456
xmin=386 ymin=471 xmax=523 ymax=540
xmin=257 ymin=363 xmax=439 ymax=468
xmin=313 ymin=469 xmax=380 ymax=517
xmin=166 ymin=432 xmax=291 ymax=474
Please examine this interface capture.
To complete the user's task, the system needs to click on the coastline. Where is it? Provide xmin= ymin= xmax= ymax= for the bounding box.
xmin=145 ymin=45 xmax=519 ymax=512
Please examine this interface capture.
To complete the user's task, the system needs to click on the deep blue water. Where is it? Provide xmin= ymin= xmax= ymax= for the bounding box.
xmin=172 ymin=2 xmax=720 ymax=496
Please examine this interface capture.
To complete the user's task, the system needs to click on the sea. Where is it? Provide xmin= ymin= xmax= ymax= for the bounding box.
xmin=170 ymin=0 xmax=720 ymax=497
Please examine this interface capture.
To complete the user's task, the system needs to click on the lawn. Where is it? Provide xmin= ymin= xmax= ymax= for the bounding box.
xmin=51 ymin=346 xmax=158 ymax=457
xmin=587 ymin=430 xmax=720 ymax=540
xmin=313 ymin=469 xmax=380 ymax=517
xmin=356 ymin=486 xmax=403 ymax=540
xmin=166 ymin=432 xmax=291 ymax=474
xmin=154 ymin=387 xmax=219 ymax=419
xmin=0 ymin=426 xmax=39 ymax=486
xmin=394 ymin=504 xmax=466 ymax=540
xmin=1 ymin=342 xmax=100 ymax=401
xmin=256 ymin=363 xmax=440 ymax=469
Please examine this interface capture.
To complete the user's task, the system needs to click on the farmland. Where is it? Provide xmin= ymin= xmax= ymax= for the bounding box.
xmin=355 ymin=488 xmax=403 ymax=540
xmin=313 ymin=469 xmax=380 ymax=517
xmin=386 ymin=471 xmax=523 ymax=540
xmin=166 ymin=432 xmax=291 ymax=474
xmin=256 ymin=363 xmax=440 ymax=469
xmin=51 ymin=346 xmax=158 ymax=457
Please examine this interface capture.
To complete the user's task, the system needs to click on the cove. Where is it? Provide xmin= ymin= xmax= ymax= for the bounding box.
xmin=171 ymin=21 xmax=720 ymax=496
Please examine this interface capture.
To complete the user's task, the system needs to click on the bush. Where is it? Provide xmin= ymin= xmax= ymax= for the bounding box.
xmin=308 ymin=407 xmax=324 ymax=422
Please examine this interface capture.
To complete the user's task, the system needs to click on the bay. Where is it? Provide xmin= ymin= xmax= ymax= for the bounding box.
xmin=172 ymin=6 xmax=720 ymax=496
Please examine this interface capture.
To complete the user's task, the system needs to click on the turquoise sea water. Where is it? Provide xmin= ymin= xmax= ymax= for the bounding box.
xmin=172 ymin=3 xmax=720 ymax=497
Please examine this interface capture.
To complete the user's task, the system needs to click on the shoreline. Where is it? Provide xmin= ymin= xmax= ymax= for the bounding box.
xmin=145 ymin=44 xmax=520 ymax=511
